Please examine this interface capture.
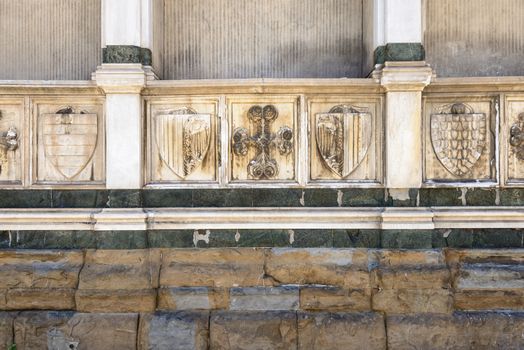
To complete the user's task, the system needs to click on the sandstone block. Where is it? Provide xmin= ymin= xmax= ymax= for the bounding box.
xmin=14 ymin=312 xmax=138 ymax=350
xmin=454 ymin=290 xmax=524 ymax=310
xmin=456 ymin=264 xmax=524 ymax=290
xmin=79 ymin=249 xmax=160 ymax=290
xmin=76 ymin=289 xmax=156 ymax=313
xmin=372 ymin=288 xmax=453 ymax=314
xmin=0 ymin=313 xmax=14 ymax=349
xmin=387 ymin=312 xmax=524 ymax=349
xmin=6 ymin=288 xmax=75 ymax=310
xmin=0 ymin=250 xmax=83 ymax=289
xmin=297 ymin=312 xmax=386 ymax=350
xmin=230 ymin=286 xmax=299 ymax=311
xmin=158 ymin=287 xmax=229 ymax=310
xmin=138 ymin=311 xmax=209 ymax=350
xmin=299 ymin=286 xmax=371 ymax=311
xmin=266 ymin=248 xmax=369 ymax=289
xmin=210 ymin=311 xmax=297 ymax=350
xmin=160 ymin=248 xmax=266 ymax=287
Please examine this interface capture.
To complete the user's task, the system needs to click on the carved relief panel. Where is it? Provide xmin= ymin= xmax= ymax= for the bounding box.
xmin=505 ymin=97 xmax=524 ymax=183
xmin=147 ymin=98 xmax=218 ymax=183
xmin=34 ymin=100 xmax=104 ymax=184
xmin=308 ymin=98 xmax=382 ymax=183
xmin=0 ymin=99 xmax=23 ymax=183
xmin=229 ymin=97 xmax=297 ymax=182
xmin=424 ymin=98 xmax=496 ymax=183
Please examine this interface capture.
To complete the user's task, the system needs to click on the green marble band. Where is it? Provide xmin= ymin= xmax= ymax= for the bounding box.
xmin=374 ymin=43 xmax=425 ymax=65
xmin=2 ymin=228 xmax=522 ymax=250
xmin=102 ymin=45 xmax=152 ymax=65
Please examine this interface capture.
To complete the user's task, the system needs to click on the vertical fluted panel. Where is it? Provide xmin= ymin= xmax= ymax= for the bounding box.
xmin=0 ymin=0 xmax=101 ymax=80
xmin=164 ymin=0 xmax=363 ymax=79
xmin=425 ymin=0 xmax=524 ymax=77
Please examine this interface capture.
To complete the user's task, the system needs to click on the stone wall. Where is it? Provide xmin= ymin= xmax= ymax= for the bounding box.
xmin=0 ymin=248 xmax=522 ymax=349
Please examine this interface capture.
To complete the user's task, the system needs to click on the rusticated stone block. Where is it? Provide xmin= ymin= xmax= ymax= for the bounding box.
xmin=387 ymin=312 xmax=524 ymax=349
xmin=76 ymin=289 xmax=156 ymax=313
xmin=297 ymin=312 xmax=386 ymax=350
xmin=6 ymin=288 xmax=75 ymax=310
xmin=370 ymin=250 xmax=450 ymax=289
xmin=455 ymin=290 xmax=524 ymax=310
xmin=138 ymin=312 xmax=209 ymax=350
xmin=14 ymin=312 xmax=138 ymax=350
xmin=0 ymin=313 xmax=14 ymax=349
xmin=160 ymin=248 xmax=266 ymax=288
xmin=0 ymin=250 xmax=83 ymax=289
xmin=79 ymin=249 xmax=160 ymax=290
xmin=158 ymin=287 xmax=229 ymax=310
xmin=372 ymin=289 xmax=453 ymax=314
xmin=210 ymin=311 xmax=297 ymax=350
xmin=447 ymin=249 xmax=524 ymax=310
xmin=229 ymin=286 xmax=299 ymax=311
xmin=299 ymin=286 xmax=371 ymax=311
xmin=266 ymin=248 xmax=369 ymax=289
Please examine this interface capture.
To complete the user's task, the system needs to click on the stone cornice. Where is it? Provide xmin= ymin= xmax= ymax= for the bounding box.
xmin=93 ymin=64 xmax=147 ymax=94
xmin=377 ymin=61 xmax=433 ymax=92
xmin=1 ymin=207 xmax=524 ymax=231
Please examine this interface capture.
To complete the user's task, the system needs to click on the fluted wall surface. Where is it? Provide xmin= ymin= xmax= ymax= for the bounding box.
xmin=425 ymin=0 xmax=524 ymax=77
xmin=163 ymin=0 xmax=363 ymax=79
xmin=0 ymin=0 xmax=101 ymax=80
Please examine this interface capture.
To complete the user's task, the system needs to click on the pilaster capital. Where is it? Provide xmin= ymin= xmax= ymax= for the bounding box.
xmin=93 ymin=64 xmax=147 ymax=94
xmin=377 ymin=61 xmax=433 ymax=92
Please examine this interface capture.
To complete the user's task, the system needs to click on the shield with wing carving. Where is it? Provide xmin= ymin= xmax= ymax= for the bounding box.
xmin=154 ymin=108 xmax=211 ymax=178
xmin=42 ymin=108 xmax=98 ymax=180
xmin=430 ymin=103 xmax=487 ymax=177
xmin=315 ymin=105 xmax=372 ymax=178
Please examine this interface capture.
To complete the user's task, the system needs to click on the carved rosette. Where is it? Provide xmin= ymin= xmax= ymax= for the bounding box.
xmin=154 ymin=107 xmax=211 ymax=179
xmin=0 ymin=111 xmax=19 ymax=175
xmin=232 ymin=105 xmax=293 ymax=180
xmin=510 ymin=112 xmax=524 ymax=161
xmin=430 ymin=103 xmax=487 ymax=177
xmin=315 ymin=105 xmax=372 ymax=178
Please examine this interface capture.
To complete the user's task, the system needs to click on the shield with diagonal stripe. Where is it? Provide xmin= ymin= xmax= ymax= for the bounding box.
xmin=154 ymin=109 xmax=211 ymax=178
xmin=315 ymin=105 xmax=372 ymax=178
xmin=42 ymin=110 xmax=98 ymax=180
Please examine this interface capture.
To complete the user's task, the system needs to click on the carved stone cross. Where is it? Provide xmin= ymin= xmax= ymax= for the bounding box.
xmin=232 ymin=105 xmax=293 ymax=179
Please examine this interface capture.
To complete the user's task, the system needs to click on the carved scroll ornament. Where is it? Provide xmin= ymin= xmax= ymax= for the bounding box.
xmin=0 ymin=111 xmax=18 ymax=175
xmin=510 ymin=112 xmax=524 ymax=160
xmin=232 ymin=105 xmax=293 ymax=180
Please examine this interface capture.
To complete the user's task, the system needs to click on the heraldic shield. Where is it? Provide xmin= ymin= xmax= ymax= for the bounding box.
xmin=42 ymin=108 xmax=98 ymax=180
xmin=315 ymin=105 xmax=372 ymax=178
xmin=430 ymin=103 xmax=487 ymax=177
xmin=154 ymin=109 xmax=211 ymax=178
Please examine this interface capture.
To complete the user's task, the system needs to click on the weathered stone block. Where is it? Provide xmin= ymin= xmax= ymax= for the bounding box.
xmin=266 ymin=248 xmax=369 ymax=289
xmin=455 ymin=290 xmax=524 ymax=310
xmin=387 ymin=312 xmax=524 ymax=349
xmin=6 ymin=288 xmax=75 ymax=310
xmin=160 ymin=248 xmax=266 ymax=287
xmin=299 ymin=286 xmax=370 ymax=311
xmin=297 ymin=312 xmax=386 ymax=350
xmin=139 ymin=312 xmax=209 ymax=350
xmin=370 ymin=250 xmax=450 ymax=289
xmin=0 ymin=250 xmax=83 ymax=289
xmin=79 ymin=249 xmax=160 ymax=290
xmin=14 ymin=312 xmax=138 ymax=350
xmin=210 ymin=311 xmax=297 ymax=350
xmin=158 ymin=287 xmax=229 ymax=310
xmin=372 ymin=288 xmax=453 ymax=314
xmin=0 ymin=313 xmax=14 ymax=349
xmin=229 ymin=286 xmax=299 ymax=311
xmin=76 ymin=289 xmax=156 ymax=313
